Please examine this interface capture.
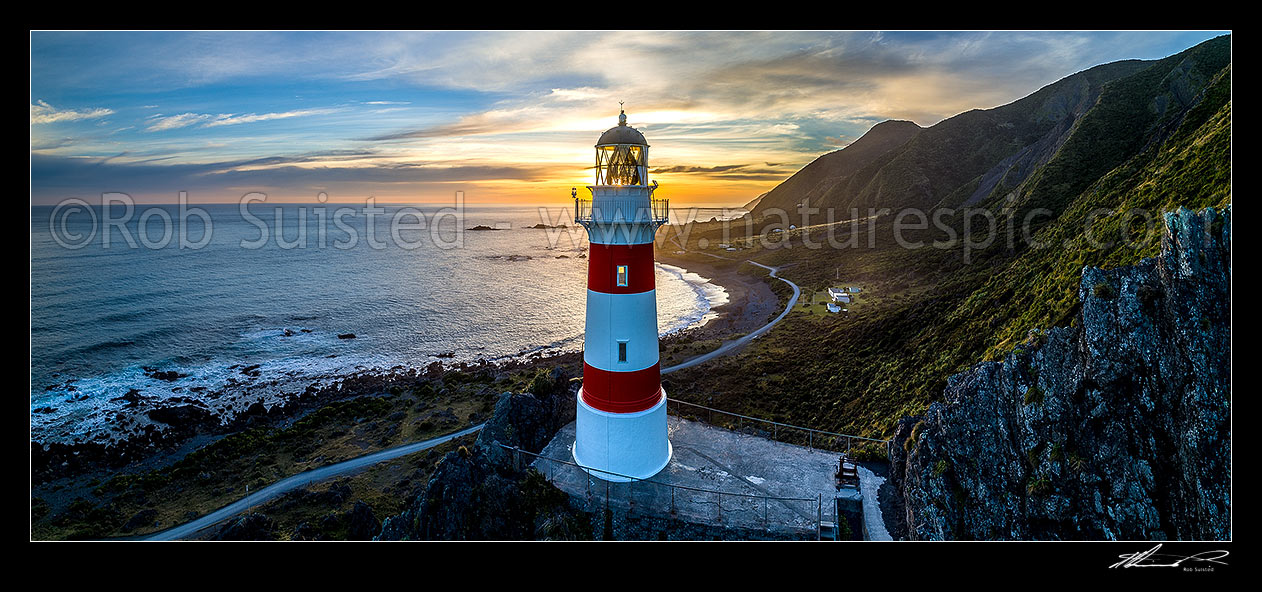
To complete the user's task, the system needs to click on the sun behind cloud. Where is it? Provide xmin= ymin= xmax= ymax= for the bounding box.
xmin=30 ymin=30 xmax=1227 ymax=206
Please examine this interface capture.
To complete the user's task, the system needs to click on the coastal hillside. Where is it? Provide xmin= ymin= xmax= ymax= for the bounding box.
xmin=667 ymin=34 xmax=1231 ymax=445
xmin=750 ymin=119 xmax=922 ymax=216
xmin=748 ymin=35 xmax=1228 ymax=219
xmin=890 ymin=207 xmax=1230 ymax=540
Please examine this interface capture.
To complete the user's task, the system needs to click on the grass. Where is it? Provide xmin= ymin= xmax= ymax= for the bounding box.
xmin=199 ymin=436 xmax=474 ymax=540
xmin=658 ymin=50 xmax=1230 ymax=443
xmin=1024 ymin=385 xmax=1045 ymax=406
xmin=31 ymin=370 xmax=510 ymax=541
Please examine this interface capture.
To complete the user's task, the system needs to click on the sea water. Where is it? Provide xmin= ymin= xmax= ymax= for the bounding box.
xmin=30 ymin=203 xmax=729 ymax=444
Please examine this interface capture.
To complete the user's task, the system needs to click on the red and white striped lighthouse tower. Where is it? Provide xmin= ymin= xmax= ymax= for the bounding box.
xmin=573 ymin=107 xmax=671 ymax=481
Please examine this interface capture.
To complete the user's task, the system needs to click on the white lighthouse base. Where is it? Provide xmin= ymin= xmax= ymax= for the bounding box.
xmin=573 ymin=391 xmax=672 ymax=482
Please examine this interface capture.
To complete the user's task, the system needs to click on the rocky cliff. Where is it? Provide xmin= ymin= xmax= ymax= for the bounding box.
xmin=376 ymin=368 xmax=592 ymax=540
xmin=890 ymin=206 xmax=1230 ymax=540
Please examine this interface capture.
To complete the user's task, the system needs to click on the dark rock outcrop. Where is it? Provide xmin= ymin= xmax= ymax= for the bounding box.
xmin=146 ymin=404 xmax=214 ymax=429
xmin=213 ymin=513 xmax=278 ymax=541
xmin=890 ymin=207 xmax=1230 ymax=540
xmin=142 ymin=367 xmax=188 ymax=382
xmin=346 ymin=501 xmax=380 ymax=540
xmin=120 ymin=508 xmax=158 ymax=533
xmin=377 ymin=367 xmax=590 ymax=540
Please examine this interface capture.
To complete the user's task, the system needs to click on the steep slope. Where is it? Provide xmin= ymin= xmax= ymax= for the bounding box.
xmin=890 ymin=207 xmax=1230 ymax=540
xmin=750 ymin=35 xmax=1229 ymax=220
xmin=666 ymin=35 xmax=1230 ymax=449
xmin=741 ymin=192 xmax=767 ymax=212
xmin=750 ymin=119 xmax=921 ymax=217
xmin=837 ymin=58 xmax=1149 ymax=214
xmin=1006 ymin=35 xmax=1232 ymax=218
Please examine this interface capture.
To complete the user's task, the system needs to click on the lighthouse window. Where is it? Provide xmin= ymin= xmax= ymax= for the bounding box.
xmin=618 ymin=341 xmax=628 ymax=363
xmin=596 ymin=145 xmax=646 ymax=185
xmin=617 ymin=265 xmax=629 ymax=287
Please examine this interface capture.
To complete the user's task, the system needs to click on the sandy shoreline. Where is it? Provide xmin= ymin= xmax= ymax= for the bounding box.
xmin=656 ymin=251 xmax=778 ymax=340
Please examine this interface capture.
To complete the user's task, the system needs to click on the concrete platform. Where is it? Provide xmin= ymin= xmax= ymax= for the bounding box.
xmin=532 ymin=416 xmax=869 ymax=537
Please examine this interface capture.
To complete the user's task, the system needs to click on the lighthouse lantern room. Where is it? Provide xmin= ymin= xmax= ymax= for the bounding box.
xmin=572 ymin=107 xmax=671 ymax=482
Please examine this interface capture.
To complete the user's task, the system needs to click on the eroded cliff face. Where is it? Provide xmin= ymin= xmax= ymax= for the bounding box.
xmin=890 ymin=207 xmax=1230 ymax=540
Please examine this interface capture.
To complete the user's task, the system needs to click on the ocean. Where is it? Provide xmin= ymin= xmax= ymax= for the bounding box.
xmin=30 ymin=202 xmax=733 ymax=444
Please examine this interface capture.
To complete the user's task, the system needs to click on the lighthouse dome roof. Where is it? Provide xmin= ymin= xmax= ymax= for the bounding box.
xmin=596 ymin=110 xmax=648 ymax=146
xmin=596 ymin=124 xmax=647 ymax=146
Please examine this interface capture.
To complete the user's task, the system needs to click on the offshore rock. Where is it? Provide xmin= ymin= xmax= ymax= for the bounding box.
xmin=890 ymin=207 xmax=1230 ymax=540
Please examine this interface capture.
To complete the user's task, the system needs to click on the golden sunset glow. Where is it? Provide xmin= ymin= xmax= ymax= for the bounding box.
xmin=31 ymin=31 xmax=1227 ymax=207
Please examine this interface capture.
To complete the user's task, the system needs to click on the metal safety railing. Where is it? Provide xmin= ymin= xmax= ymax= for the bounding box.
xmin=574 ymin=197 xmax=669 ymax=226
xmin=664 ymin=398 xmax=894 ymax=462
xmin=503 ymin=443 xmax=827 ymax=539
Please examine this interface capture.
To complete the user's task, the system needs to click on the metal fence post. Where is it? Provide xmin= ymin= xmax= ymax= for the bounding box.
xmin=817 ymin=493 xmax=823 ymax=541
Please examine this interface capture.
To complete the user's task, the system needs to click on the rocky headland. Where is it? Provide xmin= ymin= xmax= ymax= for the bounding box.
xmin=890 ymin=207 xmax=1231 ymax=540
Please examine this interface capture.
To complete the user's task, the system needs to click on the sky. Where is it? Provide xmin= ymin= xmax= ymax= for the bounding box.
xmin=30 ymin=30 xmax=1228 ymax=207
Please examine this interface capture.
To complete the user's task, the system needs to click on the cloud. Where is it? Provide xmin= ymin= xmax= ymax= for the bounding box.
xmin=363 ymin=119 xmax=500 ymax=141
xmin=30 ymin=100 xmax=114 ymax=125
xmin=652 ymin=163 xmax=792 ymax=182
xmin=30 ymin=151 xmax=549 ymax=202
xmin=203 ymin=108 xmax=342 ymax=127
xmin=145 ymin=108 xmax=341 ymax=132
xmin=145 ymin=112 xmax=215 ymax=131
xmin=654 ymin=164 xmax=751 ymax=174
xmin=30 ymin=136 xmax=76 ymax=150
xmin=29 ymin=31 xmax=1228 ymax=204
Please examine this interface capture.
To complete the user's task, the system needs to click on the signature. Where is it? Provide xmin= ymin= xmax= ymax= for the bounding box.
xmin=1110 ymin=544 xmax=1229 ymax=569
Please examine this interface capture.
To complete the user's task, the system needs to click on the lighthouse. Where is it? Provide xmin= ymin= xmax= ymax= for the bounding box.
xmin=572 ymin=107 xmax=671 ymax=482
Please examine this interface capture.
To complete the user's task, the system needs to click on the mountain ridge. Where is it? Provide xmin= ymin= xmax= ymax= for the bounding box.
xmin=749 ymin=35 xmax=1229 ymax=220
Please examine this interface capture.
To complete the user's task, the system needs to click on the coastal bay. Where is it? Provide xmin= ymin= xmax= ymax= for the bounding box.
xmin=30 ymin=249 xmax=779 ymax=540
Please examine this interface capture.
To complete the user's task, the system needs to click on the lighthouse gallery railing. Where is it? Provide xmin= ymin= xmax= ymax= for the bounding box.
xmin=574 ymin=196 xmax=669 ymax=226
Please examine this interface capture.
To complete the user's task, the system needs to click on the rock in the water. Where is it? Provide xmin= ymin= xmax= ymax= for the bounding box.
xmin=142 ymin=367 xmax=188 ymax=382
xmin=113 ymin=389 xmax=146 ymax=407
xmin=890 ymin=207 xmax=1231 ymax=541
xmin=146 ymin=404 xmax=213 ymax=429
xmin=338 ymin=333 xmax=356 ymax=340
